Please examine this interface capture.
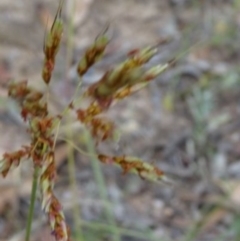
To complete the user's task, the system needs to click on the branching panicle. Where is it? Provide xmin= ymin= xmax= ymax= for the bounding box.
xmin=1 ymin=1 xmax=171 ymax=240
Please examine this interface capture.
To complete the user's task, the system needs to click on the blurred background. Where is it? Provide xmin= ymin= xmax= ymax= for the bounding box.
xmin=0 ymin=0 xmax=240 ymax=241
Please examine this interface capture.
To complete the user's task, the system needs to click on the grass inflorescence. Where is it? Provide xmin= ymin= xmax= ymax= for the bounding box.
xmin=0 ymin=1 xmax=171 ymax=240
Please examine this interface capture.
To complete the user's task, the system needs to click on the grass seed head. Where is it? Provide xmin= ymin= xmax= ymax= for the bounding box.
xmin=40 ymin=152 xmax=70 ymax=241
xmin=77 ymin=34 xmax=109 ymax=76
xmin=42 ymin=0 xmax=64 ymax=84
xmin=98 ymin=154 xmax=165 ymax=183
xmin=0 ymin=148 xmax=30 ymax=177
xmin=127 ymin=46 xmax=158 ymax=65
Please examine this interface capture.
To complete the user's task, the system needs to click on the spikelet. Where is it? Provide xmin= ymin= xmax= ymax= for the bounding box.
xmin=76 ymin=101 xmax=103 ymax=123
xmin=88 ymin=117 xmax=114 ymax=141
xmin=112 ymin=63 xmax=169 ymax=100
xmin=42 ymin=0 xmax=64 ymax=84
xmin=8 ymin=81 xmax=47 ymax=121
xmin=98 ymin=154 xmax=168 ymax=183
xmin=77 ymin=33 xmax=109 ymax=76
xmin=76 ymin=102 xmax=114 ymax=142
xmin=141 ymin=64 xmax=169 ymax=82
xmin=0 ymin=147 xmax=31 ymax=177
xmin=8 ymin=80 xmax=30 ymax=101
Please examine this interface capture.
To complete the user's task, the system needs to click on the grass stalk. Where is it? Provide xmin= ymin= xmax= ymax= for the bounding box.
xmin=67 ymin=126 xmax=84 ymax=241
xmin=25 ymin=167 xmax=40 ymax=241
xmin=65 ymin=0 xmax=85 ymax=239
xmin=82 ymin=128 xmax=121 ymax=241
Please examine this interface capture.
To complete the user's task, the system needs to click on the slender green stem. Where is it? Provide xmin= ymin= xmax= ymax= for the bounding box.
xmin=67 ymin=121 xmax=84 ymax=241
xmin=79 ymin=220 xmax=157 ymax=241
xmin=64 ymin=0 xmax=84 ymax=238
xmin=25 ymin=167 xmax=40 ymax=241
xmin=67 ymin=146 xmax=84 ymax=240
xmin=82 ymin=128 xmax=121 ymax=241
